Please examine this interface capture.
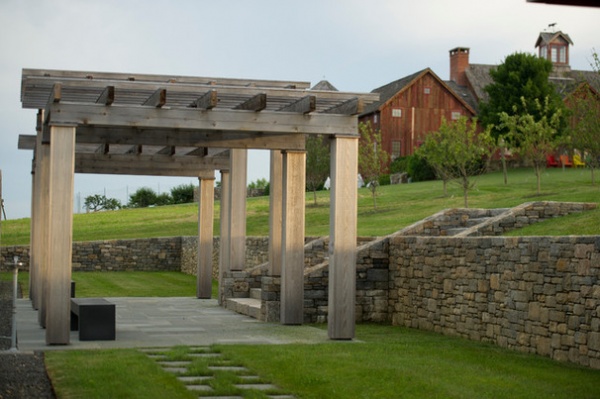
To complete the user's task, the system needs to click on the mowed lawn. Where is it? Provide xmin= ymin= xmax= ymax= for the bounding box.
xmin=2 ymin=167 xmax=599 ymax=246
xmin=2 ymin=166 xmax=600 ymax=398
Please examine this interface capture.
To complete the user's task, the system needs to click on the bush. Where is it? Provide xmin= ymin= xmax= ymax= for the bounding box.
xmin=407 ymin=154 xmax=436 ymax=182
xmin=170 ymin=183 xmax=196 ymax=204
xmin=128 ymin=187 xmax=158 ymax=208
xmin=390 ymin=157 xmax=411 ymax=174
xmin=378 ymin=174 xmax=391 ymax=186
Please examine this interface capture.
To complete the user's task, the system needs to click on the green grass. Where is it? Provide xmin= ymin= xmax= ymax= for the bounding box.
xmin=0 ymin=271 xmax=218 ymax=299
xmin=216 ymin=324 xmax=600 ymax=399
xmin=1 ymin=167 xmax=599 ymax=246
xmin=45 ymin=349 xmax=196 ymax=399
xmin=44 ymin=325 xmax=600 ymax=399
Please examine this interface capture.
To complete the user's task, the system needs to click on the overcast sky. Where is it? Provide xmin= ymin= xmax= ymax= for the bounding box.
xmin=1 ymin=0 xmax=599 ymax=220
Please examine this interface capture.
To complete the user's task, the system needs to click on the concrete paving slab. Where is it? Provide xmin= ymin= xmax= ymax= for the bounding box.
xmin=15 ymin=297 xmax=329 ymax=351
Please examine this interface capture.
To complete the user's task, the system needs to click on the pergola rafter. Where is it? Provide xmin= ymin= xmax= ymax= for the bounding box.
xmin=18 ymin=68 xmax=379 ymax=345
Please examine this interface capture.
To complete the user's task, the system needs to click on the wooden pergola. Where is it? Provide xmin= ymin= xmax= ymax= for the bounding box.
xmin=18 ymin=68 xmax=378 ymax=345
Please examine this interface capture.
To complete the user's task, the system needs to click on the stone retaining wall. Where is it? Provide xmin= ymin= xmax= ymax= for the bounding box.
xmin=390 ymin=235 xmax=600 ymax=369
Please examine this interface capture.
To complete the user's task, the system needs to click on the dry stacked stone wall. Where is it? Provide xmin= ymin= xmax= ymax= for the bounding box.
xmin=390 ymin=235 xmax=600 ymax=369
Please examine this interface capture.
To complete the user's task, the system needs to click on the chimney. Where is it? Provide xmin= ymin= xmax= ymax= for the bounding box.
xmin=449 ymin=47 xmax=470 ymax=87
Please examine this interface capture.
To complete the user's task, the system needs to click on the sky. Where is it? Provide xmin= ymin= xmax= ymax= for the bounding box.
xmin=1 ymin=0 xmax=599 ymax=220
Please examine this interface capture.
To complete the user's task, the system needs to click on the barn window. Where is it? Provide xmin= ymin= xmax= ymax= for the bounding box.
xmin=392 ymin=109 xmax=402 ymax=118
xmin=392 ymin=141 xmax=401 ymax=160
xmin=424 ymin=87 xmax=431 ymax=94
xmin=551 ymin=47 xmax=557 ymax=63
xmin=374 ymin=113 xmax=378 ymax=123
xmin=451 ymin=111 xmax=461 ymax=120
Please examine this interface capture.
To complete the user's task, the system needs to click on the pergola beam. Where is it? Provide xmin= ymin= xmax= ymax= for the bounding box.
xmin=96 ymin=86 xmax=115 ymax=105
xmin=323 ymin=97 xmax=364 ymax=115
xmin=46 ymin=103 xmax=359 ymax=136
xmin=278 ymin=95 xmax=316 ymax=114
xmin=234 ymin=93 xmax=267 ymax=111
xmin=191 ymin=90 xmax=218 ymax=109
xmin=142 ymin=88 xmax=167 ymax=107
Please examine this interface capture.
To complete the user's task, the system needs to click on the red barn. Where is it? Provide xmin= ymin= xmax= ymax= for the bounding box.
xmin=359 ymin=67 xmax=477 ymax=162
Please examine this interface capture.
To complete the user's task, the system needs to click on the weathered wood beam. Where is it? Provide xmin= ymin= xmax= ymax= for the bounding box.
xmin=234 ymin=93 xmax=267 ymax=111
xmin=96 ymin=86 xmax=115 ymax=105
xmin=43 ymin=83 xmax=62 ymax=125
xmin=183 ymin=147 xmax=207 ymax=156
xmin=323 ymin=97 xmax=364 ymax=115
xmin=278 ymin=95 xmax=316 ymax=114
xmin=47 ymin=103 xmax=358 ymax=136
xmin=191 ymin=90 xmax=218 ymax=109
xmin=74 ymin=126 xmax=307 ymax=150
xmin=125 ymin=144 xmax=143 ymax=154
xmin=18 ymin=134 xmax=36 ymax=150
xmin=95 ymin=143 xmax=109 ymax=154
xmin=21 ymin=74 xmax=379 ymax=110
xmin=157 ymin=146 xmax=176 ymax=155
xmin=74 ymin=153 xmax=229 ymax=176
xmin=142 ymin=88 xmax=167 ymax=107
xmin=22 ymin=68 xmax=311 ymax=90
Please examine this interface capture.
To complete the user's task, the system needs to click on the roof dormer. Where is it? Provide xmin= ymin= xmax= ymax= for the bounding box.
xmin=535 ymin=30 xmax=573 ymax=74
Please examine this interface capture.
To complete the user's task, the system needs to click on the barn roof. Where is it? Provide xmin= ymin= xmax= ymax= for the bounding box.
xmin=361 ymin=68 xmax=477 ymax=116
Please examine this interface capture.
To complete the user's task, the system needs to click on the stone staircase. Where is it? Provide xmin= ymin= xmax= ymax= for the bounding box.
xmin=225 ymin=288 xmax=262 ymax=319
xmin=222 ymin=201 xmax=597 ymax=320
xmin=444 ymin=208 xmax=511 ymax=236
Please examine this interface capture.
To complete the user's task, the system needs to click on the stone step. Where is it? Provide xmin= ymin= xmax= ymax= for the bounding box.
xmin=466 ymin=217 xmax=491 ymax=227
xmin=225 ymin=297 xmax=261 ymax=319
xmin=250 ymin=288 xmax=262 ymax=300
xmin=446 ymin=227 xmax=468 ymax=236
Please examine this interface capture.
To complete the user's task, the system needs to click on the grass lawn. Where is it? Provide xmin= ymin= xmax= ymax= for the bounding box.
xmin=0 ymin=271 xmax=217 ymax=299
xmin=3 ymin=167 xmax=600 ymax=398
xmin=44 ymin=324 xmax=600 ymax=399
xmin=1 ymin=167 xmax=599 ymax=246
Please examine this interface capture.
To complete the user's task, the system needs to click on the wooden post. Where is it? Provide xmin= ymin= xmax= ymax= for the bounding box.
xmin=280 ymin=150 xmax=305 ymax=325
xmin=30 ymin=111 xmax=43 ymax=310
xmin=328 ymin=136 xmax=358 ymax=340
xmin=37 ymin=138 xmax=51 ymax=327
xmin=229 ymin=149 xmax=247 ymax=271
xmin=218 ymin=169 xmax=231 ymax=305
xmin=268 ymin=150 xmax=283 ymax=276
xmin=45 ymin=125 xmax=75 ymax=345
xmin=197 ymin=173 xmax=215 ymax=299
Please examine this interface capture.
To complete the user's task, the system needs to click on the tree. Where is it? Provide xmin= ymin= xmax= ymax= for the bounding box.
xmin=418 ymin=117 xmax=495 ymax=207
xmin=128 ymin=187 xmax=159 ymax=208
xmin=479 ymin=52 xmax=566 ymax=141
xmin=305 ymin=134 xmax=330 ymax=205
xmin=567 ymin=52 xmax=600 ymax=185
xmin=500 ymin=97 xmax=562 ymax=195
xmin=84 ymin=194 xmax=122 ymax=212
xmin=417 ymin=126 xmax=454 ymax=197
xmin=170 ymin=183 xmax=196 ymax=204
xmin=358 ymin=122 xmax=389 ymax=210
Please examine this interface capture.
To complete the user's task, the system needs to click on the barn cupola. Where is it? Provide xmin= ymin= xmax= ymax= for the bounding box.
xmin=535 ymin=29 xmax=573 ymax=75
xmin=449 ymin=47 xmax=470 ymax=87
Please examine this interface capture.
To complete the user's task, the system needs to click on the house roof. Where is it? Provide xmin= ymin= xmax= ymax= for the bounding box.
xmin=362 ymin=69 xmax=427 ymax=115
xmin=535 ymin=31 xmax=574 ymax=48
xmin=464 ymin=63 xmax=600 ymax=104
xmin=311 ymin=80 xmax=338 ymax=91
xmin=361 ymin=68 xmax=477 ymax=116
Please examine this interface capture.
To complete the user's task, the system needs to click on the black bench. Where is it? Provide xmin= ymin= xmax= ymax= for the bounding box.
xmin=70 ymin=298 xmax=116 ymax=341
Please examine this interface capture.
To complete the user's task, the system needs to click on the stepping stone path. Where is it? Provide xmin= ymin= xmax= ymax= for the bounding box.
xmin=140 ymin=346 xmax=296 ymax=398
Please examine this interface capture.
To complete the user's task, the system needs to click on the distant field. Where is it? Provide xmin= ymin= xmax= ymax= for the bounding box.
xmin=1 ymin=167 xmax=598 ymax=246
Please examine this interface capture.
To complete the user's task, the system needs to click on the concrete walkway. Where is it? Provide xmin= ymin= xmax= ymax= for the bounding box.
xmin=16 ymin=297 xmax=330 ymax=351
